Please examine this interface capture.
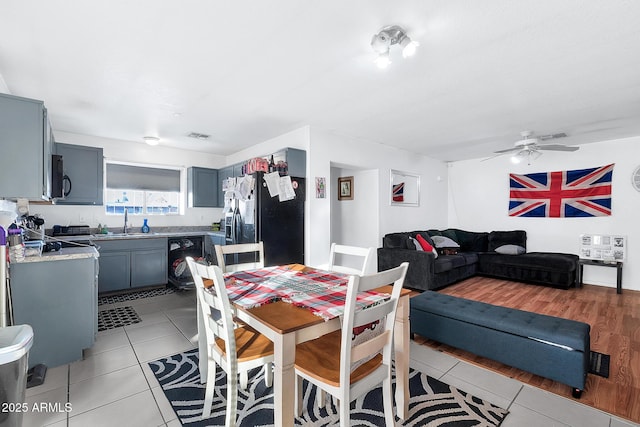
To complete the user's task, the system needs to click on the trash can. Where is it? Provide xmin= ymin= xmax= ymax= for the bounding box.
xmin=0 ymin=325 xmax=34 ymax=427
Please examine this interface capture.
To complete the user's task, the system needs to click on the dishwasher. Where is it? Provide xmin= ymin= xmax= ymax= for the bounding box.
xmin=167 ymin=236 xmax=204 ymax=290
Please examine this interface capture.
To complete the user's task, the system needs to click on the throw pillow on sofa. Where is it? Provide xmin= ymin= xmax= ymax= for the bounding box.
xmin=495 ymin=244 xmax=526 ymax=255
xmin=415 ymin=234 xmax=434 ymax=252
xmin=432 ymin=235 xmax=461 ymax=256
xmin=408 ymin=236 xmax=438 ymax=258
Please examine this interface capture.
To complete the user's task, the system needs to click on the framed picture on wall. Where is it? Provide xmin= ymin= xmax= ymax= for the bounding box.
xmin=338 ymin=176 xmax=354 ymax=200
xmin=390 ymin=169 xmax=420 ymax=206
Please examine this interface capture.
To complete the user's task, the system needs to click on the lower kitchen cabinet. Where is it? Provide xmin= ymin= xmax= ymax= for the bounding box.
xmin=10 ymin=253 xmax=99 ymax=369
xmin=97 ymin=237 xmax=168 ymax=293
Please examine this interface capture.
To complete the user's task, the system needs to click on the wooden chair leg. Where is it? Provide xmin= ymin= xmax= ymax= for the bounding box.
xmin=226 ymin=367 xmax=238 ymax=426
xmin=202 ymin=360 xmax=216 ymax=419
xmin=240 ymin=370 xmax=248 ymax=390
xmin=264 ymin=363 xmax=273 ymax=387
xmin=382 ymin=377 xmax=395 ymax=427
xmin=316 ymin=389 xmax=326 ymax=408
xmin=295 ymin=376 xmax=304 ymax=417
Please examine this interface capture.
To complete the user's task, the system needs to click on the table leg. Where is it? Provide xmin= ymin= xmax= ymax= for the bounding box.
xmin=577 ymin=264 xmax=584 ymax=288
xmin=617 ymin=264 xmax=623 ymax=294
xmin=394 ymin=294 xmax=410 ymax=420
xmin=273 ymin=332 xmax=296 ymax=427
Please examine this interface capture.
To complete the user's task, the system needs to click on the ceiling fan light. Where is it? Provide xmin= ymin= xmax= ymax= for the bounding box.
xmin=400 ymin=37 xmax=419 ymax=58
xmin=144 ymin=136 xmax=160 ymax=146
xmin=374 ymin=52 xmax=391 ymax=69
xmin=371 ymin=32 xmax=391 ymax=54
xmin=510 ymin=155 xmax=522 ymax=164
xmin=530 ymin=150 xmax=542 ymax=160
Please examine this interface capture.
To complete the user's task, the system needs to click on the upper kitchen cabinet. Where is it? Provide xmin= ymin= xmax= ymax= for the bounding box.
xmin=0 ymin=93 xmax=53 ymax=200
xmin=187 ymin=167 xmax=218 ymax=207
xmin=217 ymin=165 xmax=233 ymax=207
xmin=54 ymin=143 xmax=104 ymax=205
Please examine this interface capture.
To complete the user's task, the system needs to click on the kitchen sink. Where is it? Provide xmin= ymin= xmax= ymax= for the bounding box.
xmin=94 ymin=232 xmax=158 ymax=238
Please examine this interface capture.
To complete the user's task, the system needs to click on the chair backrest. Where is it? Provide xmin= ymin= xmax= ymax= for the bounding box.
xmin=215 ymin=242 xmax=265 ymax=273
xmin=328 ymin=243 xmax=374 ymax=275
xmin=340 ymin=262 xmax=408 ymax=382
xmin=186 ymin=257 xmax=237 ymax=365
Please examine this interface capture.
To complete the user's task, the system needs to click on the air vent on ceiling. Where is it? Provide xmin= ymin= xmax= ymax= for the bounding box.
xmin=187 ymin=132 xmax=211 ymax=140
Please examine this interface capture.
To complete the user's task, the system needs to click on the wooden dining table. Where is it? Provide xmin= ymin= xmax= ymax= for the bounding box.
xmin=196 ymin=264 xmax=411 ymax=426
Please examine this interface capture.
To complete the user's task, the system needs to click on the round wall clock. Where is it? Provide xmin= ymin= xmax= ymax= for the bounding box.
xmin=632 ymin=165 xmax=640 ymax=192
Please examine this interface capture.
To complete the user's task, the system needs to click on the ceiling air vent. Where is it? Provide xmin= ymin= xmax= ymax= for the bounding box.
xmin=187 ymin=132 xmax=211 ymax=140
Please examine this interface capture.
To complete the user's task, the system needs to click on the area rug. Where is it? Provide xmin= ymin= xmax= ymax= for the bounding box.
xmin=97 ymin=306 xmax=141 ymax=331
xmin=589 ymin=351 xmax=610 ymax=378
xmin=98 ymin=287 xmax=176 ymax=306
xmin=149 ymin=349 xmax=509 ymax=426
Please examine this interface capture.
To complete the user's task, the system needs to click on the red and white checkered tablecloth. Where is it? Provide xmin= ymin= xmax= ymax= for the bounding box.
xmin=223 ymin=266 xmax=389 ymax=321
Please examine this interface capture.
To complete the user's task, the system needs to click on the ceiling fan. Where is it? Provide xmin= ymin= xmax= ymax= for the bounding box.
xmin=489 ymin=130 xmax=579 ymax=164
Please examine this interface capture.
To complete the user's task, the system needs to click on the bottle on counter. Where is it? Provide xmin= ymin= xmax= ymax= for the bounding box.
xmin=141 ymin=219 xmax=150 ymax=233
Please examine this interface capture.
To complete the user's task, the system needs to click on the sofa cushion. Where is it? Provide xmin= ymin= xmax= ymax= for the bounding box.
xmin=449 ymin=229 xmax=489 ymax=252
xmin=434 ymin=257 xmax=453 ymax=273
xmin=488 ymin=230 xmax=527 ymax=252
xmin=383 ymin=232 xmax=412 ymax=249
xmin=495 ymin=244 xmax=526 ymax=255
xmin=458 ymin=252 xmax=479 ymax=265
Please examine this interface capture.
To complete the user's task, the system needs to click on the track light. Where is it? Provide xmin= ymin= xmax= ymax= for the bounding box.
xmin=371 ymin=25 xmax=418 ymax=68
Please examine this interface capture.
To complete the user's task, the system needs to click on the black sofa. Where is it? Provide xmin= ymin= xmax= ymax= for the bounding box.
xmin=377 ymin=229 xmax=579 ymax=291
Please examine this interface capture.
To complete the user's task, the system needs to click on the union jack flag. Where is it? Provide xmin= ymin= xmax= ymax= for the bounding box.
xmin=509 ymin=164 xmax=614 ymax=217
xmin=392 ymin=182 xmax=404 ymax=202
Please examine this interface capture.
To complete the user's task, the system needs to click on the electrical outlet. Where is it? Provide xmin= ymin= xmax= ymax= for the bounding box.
xmin=78 ymin=214 xmax=87 ymax=224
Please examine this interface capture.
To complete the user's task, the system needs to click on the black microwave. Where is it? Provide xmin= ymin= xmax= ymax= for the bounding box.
xmin=51 ymin=154 xmax=64 ymax=198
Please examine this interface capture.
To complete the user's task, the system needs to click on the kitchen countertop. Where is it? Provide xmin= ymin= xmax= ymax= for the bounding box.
xmin=12 ymin=245 xmax=99 ymax=264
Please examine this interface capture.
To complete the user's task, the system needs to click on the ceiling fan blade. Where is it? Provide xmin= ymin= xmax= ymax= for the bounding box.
xmin=481 ymin=153 xmax=507 ymax=161
xmin=538 ymin=132 xmax=567 ymax=141
xmin=537 ymin=144 xmax=579 ymax=152
xmin=493 ymin=147 xmax=521 ymax=154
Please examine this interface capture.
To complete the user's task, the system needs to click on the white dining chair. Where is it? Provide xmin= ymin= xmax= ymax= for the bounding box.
xmin=215 ymin=242 xmax=265 ymax=273
xmin=186 ymin=257 xmax=274 ymax=423
xmin=328 ymin=243 xmax=374 ymax=275
xmin=293 ymin=262 xmax=409 ymax=427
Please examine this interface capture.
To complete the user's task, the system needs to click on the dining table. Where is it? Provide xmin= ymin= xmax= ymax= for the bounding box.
xmin=196 ymin=264 xmax=411 ymax=426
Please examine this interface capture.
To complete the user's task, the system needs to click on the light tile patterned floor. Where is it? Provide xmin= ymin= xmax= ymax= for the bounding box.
xmin=20 ymin=291 xmax=640 ymax=427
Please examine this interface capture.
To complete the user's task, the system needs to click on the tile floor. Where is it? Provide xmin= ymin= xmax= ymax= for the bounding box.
xmin=21 ymin=290 xmax=640 ymax=427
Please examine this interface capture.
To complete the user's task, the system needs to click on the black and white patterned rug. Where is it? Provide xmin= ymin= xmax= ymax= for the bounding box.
xmin=97 ymin=306 xmax=141 ymax=331
xmin=149 ymin=349 xmax=508 ymax=426
xmin=98 ymin=287 xmax=176 ymax=306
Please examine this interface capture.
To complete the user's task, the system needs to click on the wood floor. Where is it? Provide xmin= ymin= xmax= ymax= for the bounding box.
xmin=410 ymin=276 xmax=640 ymax=423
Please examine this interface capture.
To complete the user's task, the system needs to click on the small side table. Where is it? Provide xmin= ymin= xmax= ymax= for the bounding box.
xmin=577 ymin=259 xmax=623 ymax=294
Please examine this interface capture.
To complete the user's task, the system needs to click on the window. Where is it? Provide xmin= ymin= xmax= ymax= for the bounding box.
xmin=105 ymin=162 xmax=182 ymax=215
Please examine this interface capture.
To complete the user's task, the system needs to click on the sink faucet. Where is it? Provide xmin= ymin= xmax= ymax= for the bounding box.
xmin=123 ymin=209 xmax=128 ymax=234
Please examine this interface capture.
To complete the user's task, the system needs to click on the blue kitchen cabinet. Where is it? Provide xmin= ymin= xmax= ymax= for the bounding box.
xmin=10 ymin=251 xmax=99 ymax=369
xmin=97 ymin=237 xmax=168 ymax=293
xmin=187 ymin=166 xmax=218 ymax=207
xmin=0 ymin=93 xmax=54 ymax=200
xmin=55 ymin=143 xmax=104 ymax=205
xmin=98 ymin=250 xmax=131 ymax=293
xmin=217 ymin=166 xmax=234 ymax=208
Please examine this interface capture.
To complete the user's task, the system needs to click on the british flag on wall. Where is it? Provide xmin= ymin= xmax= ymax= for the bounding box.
xmin=509 ymin=164 xmax=614 ymax=217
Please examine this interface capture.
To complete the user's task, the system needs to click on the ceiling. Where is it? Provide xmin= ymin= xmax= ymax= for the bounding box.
xmin=1 ymin=0 xmax=639 ymax=161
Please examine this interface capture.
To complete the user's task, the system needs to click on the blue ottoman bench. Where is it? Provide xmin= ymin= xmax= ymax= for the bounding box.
xmin=410 ymin=291 xmax=590 ymax=397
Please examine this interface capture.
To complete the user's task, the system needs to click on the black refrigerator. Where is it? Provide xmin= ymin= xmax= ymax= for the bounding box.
xmin=226 ymin=172 xmax=305 ymax=266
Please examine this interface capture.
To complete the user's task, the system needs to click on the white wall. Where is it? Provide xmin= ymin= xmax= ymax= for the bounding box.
xmin=308 ymin=129 xmax=449 ymax=269
xmin=448 ymin=136 xmax=640 ymax=291
xmin=30 ymin=131 xmax=227 ymax=230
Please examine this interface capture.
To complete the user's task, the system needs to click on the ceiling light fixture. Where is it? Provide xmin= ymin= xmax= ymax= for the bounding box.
xmin=143 ymin=136 xmax=160 ymax=146
xmin=510 ymin=148 xmax=541 ymax=165
xmin=371 ymin=25 xmax=419 ymax=68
